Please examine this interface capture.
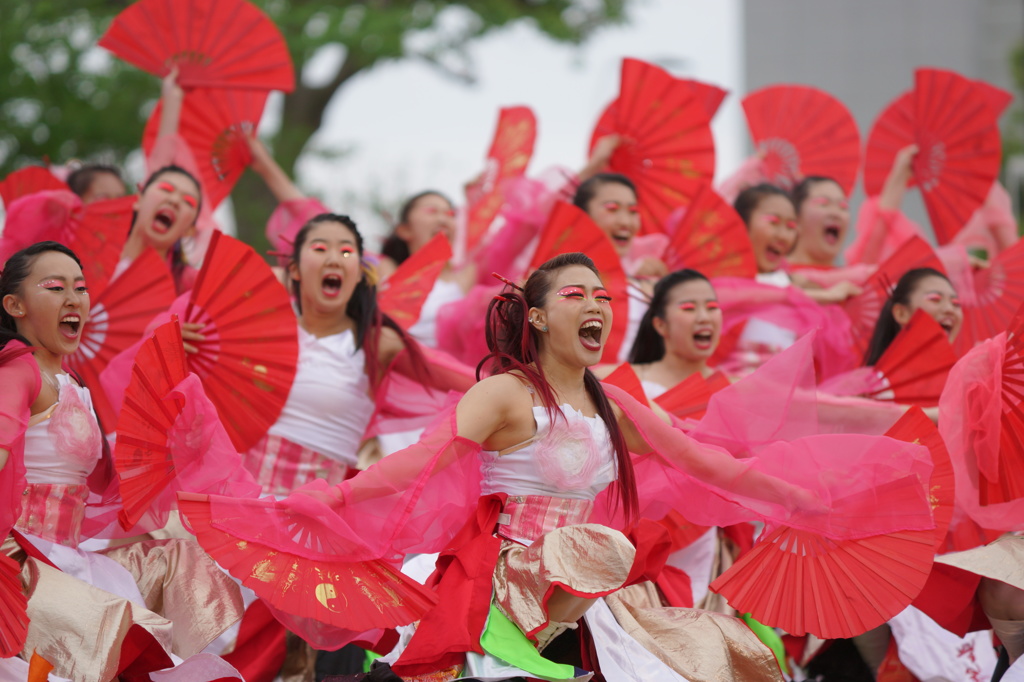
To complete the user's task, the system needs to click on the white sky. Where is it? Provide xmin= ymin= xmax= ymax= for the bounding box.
xmin=272 ymin=0 xmax=745 ymax=246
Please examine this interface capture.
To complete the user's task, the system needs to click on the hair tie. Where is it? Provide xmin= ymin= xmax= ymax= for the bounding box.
xmin=491 ymin=272 xmax=524 ymax=291
xmin=361 ymin=259 xmax=379 ymax=286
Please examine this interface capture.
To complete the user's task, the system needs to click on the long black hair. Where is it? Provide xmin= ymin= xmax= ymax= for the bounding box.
xmin=629 ymin=269 xmax=713 ymax=364
xmin=864 ymin=267 xmax=951 ymax=366
xmin=1 ymin=241 xmax=83 ymax=350
xmin=380 ymin=190 xmax=452 ymax=265
xmin=733 ymin=183 xmax=793 ymax=227
xmin=480 ymin=252 xmax=638 ymax=521
xmin=572 ymin=172 xmax=638 ymax=212
xmin=291 ymin=213 xmax=424 ymax=390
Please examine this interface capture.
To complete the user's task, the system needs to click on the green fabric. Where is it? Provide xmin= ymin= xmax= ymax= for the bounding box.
xmin=362 ymin=649 xmax=382 ymax=674
xmin=479 ymin=604 xmax=577 ymax=680
xmin=741 ymin=612 xmax=788 ymax=675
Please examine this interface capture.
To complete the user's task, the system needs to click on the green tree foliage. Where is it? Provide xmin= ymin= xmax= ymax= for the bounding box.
xmin=1 ymin=1 xmax=629 ymax=248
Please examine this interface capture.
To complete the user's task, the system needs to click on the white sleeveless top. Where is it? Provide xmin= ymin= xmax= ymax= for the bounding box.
xmin=24 ymin=374 xmax=102 ymax=486
xmin=408 ymin=278 xmax=464 ymax=348
xmin=267 ymin=328 xmax=374 ymax=466
xmin=640 ymin=380 xmax=668 ymax=400
xmin=480 ymin=404 xmax=616 ymax=500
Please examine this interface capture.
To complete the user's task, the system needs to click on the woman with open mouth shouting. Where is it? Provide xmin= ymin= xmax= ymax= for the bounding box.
xmin=0 ymin=241 xmax=244 ymax=680
xmin=241 ymin=213 xmax=473 ymax=498
xmin=180 ymin=251 xmax=939 ymax=682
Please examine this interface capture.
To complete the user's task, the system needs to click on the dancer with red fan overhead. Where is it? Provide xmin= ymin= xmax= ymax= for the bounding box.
xmin=65 ymin=164 xmax=128 ymax=205
xmin=0 ymin=242 xmax=244 ymax=680
xmin=179 ymin=251 xmax=940 ymax=681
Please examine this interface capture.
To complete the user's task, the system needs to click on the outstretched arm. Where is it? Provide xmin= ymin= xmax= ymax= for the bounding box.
xmin=157 ymin=67 xmax=184 ymax=140
xmin=246 ymin=133 xmax=305 ymax=203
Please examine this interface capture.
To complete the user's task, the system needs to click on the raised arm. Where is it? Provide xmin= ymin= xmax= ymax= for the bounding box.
xmin=246 ymin=133 xmax=305 ymax=203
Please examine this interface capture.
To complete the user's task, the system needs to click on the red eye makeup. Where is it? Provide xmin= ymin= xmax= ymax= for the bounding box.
xmin=594 ymin=288 xmax=612 ymax=303
xmin=556 ymin=286 xmax=585 ymax=299
xmin=340 ymin=246 xmax=356 ymax=257
xmin=182 ymin=195 xmax=198 ymax=209
xmin=157 ymin=182 xmax=175 ymax=193
xmin=706 ymin=301 xmax=720 ymax=311
xmin=679 ymin=302 xmax=697 ymax=312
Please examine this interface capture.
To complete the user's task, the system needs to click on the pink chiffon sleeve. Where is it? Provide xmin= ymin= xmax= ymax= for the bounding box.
xmin=845 ymin=197 xmax=923 ymax=265
xmin=0 ymin=190 xmax=80 ymax=263
xmin=181 ymin=408 xmax=484 ymax=564
xmin=951 ymin=182 xmax=1018 ymax=257
xmin=265 ymin=197 xmax=330 ymax=267
xmin=716 ymin=155 xmax=768 ymax=204
xmin=598 ymin=383 xmax=935 ymax=541
xmin=938 ymin=333 xmax=1019 ymax=530
xmin=0 ymin=346 xmax=37 ymax=535
xmin=788 ymin=263 xmax=877 ymax=288
xmin=436 ymin=283 xmax=500 ymax=368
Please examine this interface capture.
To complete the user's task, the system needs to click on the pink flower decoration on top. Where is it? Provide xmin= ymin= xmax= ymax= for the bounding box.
xmin=533 ymin=414 xmax=603 ymax=492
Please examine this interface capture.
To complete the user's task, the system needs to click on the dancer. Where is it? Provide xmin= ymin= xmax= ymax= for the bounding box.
xmin=181 ymin=252 xmax=937 ymax=681
xmin=0 ymin=241 xmax=243 ymax=680
xmin=65 ymin=164 xmax=127 ymax=204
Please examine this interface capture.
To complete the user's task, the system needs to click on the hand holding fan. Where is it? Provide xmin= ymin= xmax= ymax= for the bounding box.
xmin=378 ymin=233 xmax=452 ymax=331
xmin=741 ymin=85 xmax=861 ymax=194
xmin=99 ymin=0 xmax=294 ymax=92
xmin=528 ymin=202 xmax=628 ymax=362
xmin=179 ymin=231 xmax=298 ymax=452
xmin=464 ymin=106 xmax=537 ymax=252
xmin=663 ymin=182 xmax=757 ymax=278
xmin=144 ymin=87 xmax=267 ymax=210
xmin=69 ymin=249 xmax=177 ymax=429
xmin=954 ymin=237 xmax=1024 ymax=357
xmin=0 ymin=166 xmax=65 ymax=208
xmin=589 ymin=58 xmax=716 ymax=235
xmin=710 ymin=408 xmax=948 ymax=639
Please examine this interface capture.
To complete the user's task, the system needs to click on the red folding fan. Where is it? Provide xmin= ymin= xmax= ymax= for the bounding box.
xmin=663 ymin=182 xmax=757 ymax=278
xmin=863 ymin=70 xmax=1001 ymax=244
xmin=654 ymin=370 xmax=730 ymax=421
xmin=114 ymin=318 xmax=189 ymax=529
xmin=378 ymin=233 xmax=453 ymax=331
xmin=868 ymin=310 xmax=957 ymax=407
xmin=180 ymin=231 xmax=298 ymax=452
xmin=179 ymin=494 xmax=439 ymax=630
xmin=843 ymin=236 xmax=946 ymax=357
xmin=975 ymin=79 xmax=1014 ymax=119
xmin=742 ymin=85 xmax=861 ymax=194
xmin=977 ymin=303 xmax=1024 ymax=506
xmin=144 ymin=88 xmax=267 ymax=210
xmin=954 ymin=238 xmax=1024 ymax=358
xmin=600 ymin=363 xmax=648 ymax=405
xmin=464 ymin=106 xmax=537 ymax=252
xmin=0 ymin=553 xmax=27 ymax=658
xmin=69 ymin=249 xmax=177 ymax=429
xmin=711 ymin=408 xmax=946 ymax=639
xmin=589 ymin=58 xmax=716 ymax=235
xmin=0 ymin=166 xmax=65 ymax=208
xmin=99 ymin=0 xmax=294 ymax=92
xmin=528 ymin=201 xmax=629 ymax=363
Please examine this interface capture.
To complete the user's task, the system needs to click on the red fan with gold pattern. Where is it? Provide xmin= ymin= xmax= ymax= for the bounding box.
xmin=868 ymin=310 xmax=957 ymax=408
xmin=863 ymin=69 xmax=1001 ymax=244
xmin=654 ymin=370 xmax=730 ymax=421
xmin=955 ymin=238 xmax=1024 ymax=358
xmin=69 ymin=249 xmax=177 ymax=430
xmin=528 ymin=201 xmax=628 ymax=363
xmin=179 ymin=493 xmax=439 ymax=630
xmin=742 ymin=85 xmax=861 ymax=194
xmin=99 ymin=0 xmax=294 ymax=92
xmin=663 ymin=182 xmax=757 ymax=278
xmin=143 ymin=88 xmax=267 ymax=210
xmin=378 ymin=233 xmax=452 ymax=331
xmin=589 ymin=58 xmax=716 ymax=235
xmin=0 ymin=166 xmax=65 ymax=208
xmin=711 ymin=407 xmax=948 ymax=638
xmin=464 ymin=107 xmax=537 ymax=252
xmin=180 ymin=231 xmax=298 ymax=452
xmin=600 ymin=363 xmax=647 ymax=405
xmin=114 ymin=318 xmax=189 ymax=529
xmin=843 ymin=236 xmax=946 ymax=357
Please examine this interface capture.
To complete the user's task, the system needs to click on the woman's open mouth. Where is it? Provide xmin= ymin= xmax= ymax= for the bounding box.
xmin=579 ymin=319 xmax=603 ymax=351
xmin=59 ymin=314 xmax=81 ymax=339
xmin=152 ymin=207 xmax=176 ymax=234
xmin=693 ymin=330 xmax=714 ymax=351
xmin=322 ymin=274 xmax=342 ymax=298
xmin=823 ymin=225 xmax=842 ymax=245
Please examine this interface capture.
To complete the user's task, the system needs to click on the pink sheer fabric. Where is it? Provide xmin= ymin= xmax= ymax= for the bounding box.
xmin=0 ymin=346 xmax=37 ymax=537
xmin=124 ymin=374 xmax=262 ymax=532
xmin=788 ymin=263 xmax=877 ymax=288
xmin=951 ymin=182 xmax=1018 ymax=257
xmin=0 ymin=190 xmax=82 ymax=264
xmin=716 ymin=155 xmax=768 ymax=204
xmin=845 ymin=197 xmax=922 ymax=266
xmin=711 ymin=276 xmax=858 ymax=380
xmin=265 ymin=197 xmax=329 ymax=268
xmin=938 ymin=333 xmax=1022 ymax=530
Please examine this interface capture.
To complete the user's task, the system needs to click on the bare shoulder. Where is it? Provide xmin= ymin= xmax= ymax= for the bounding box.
xmin=456 ymin=373 xmax=535 ymax=446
